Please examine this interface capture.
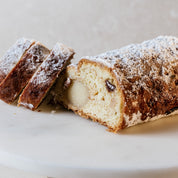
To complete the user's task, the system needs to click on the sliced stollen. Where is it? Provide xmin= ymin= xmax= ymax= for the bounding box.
xmin=0 ymin=42 xmax=50 ymax=104
xmin=18 ymin=43 xmax=74 ymax=110
xmin=0 ymin=38 xmax=35 ymax=83
xmin=52 ymin=36 xmax=178 ymax=132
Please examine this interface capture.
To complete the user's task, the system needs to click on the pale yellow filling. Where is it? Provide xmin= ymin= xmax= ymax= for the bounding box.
xmin=67 ymin=81 xmax=89 ymax=108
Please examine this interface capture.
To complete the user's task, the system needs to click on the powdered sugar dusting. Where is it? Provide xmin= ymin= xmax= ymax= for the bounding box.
xmin=18 ymin=43 xmax=74 ymax=110
xmin=20 ymin=102 xmax=34 ymax=110
xmin=82 ymin=36 xmax=178 ymax=127
xmin=25 ymin=42 xmax=50 ymax=72
xmin=84 ymin=36 xmax=178 ymax=81
xmin=0 ymin=38 xmax=35 ymax=76
xmin=124 ymin=111 xmax=142 ymax=127
xmin=84 ymin=55 xmax=113 ymax=67
xmin=125 ymin=109 xmax=178 ymax=128
xmin=31 ymin=43 xmax=74 ymax=85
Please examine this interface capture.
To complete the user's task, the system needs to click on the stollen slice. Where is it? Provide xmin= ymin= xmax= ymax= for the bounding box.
xmin=0 ymin=42 xmax=50 ymax=104
xmin=18 ymin=43 xmax=74 ymax=110
xmin=0 ymin=38 xmax=35 ymax=83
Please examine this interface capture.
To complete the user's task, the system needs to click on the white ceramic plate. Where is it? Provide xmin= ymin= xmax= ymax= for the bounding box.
xmin=0 ymin=100 xmax=178 ymax=178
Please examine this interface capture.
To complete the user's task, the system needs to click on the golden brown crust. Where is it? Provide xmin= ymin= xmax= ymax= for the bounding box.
xmin=0 ymin=42 xmax=49 ymax=104
xmin=61 ymin=99 xmax=122 ymax=133
xmin=67 ymin=105 xmax=178 ymax=132
xmin=0 ymin=73 xmax=6 ymax=83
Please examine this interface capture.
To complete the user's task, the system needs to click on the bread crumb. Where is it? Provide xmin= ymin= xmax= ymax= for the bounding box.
xmin=51 ymin=110 xmax=56 ymax=114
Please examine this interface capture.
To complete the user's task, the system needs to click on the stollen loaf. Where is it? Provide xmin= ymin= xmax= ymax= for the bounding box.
xmin=52 ymin=36 xmax=178 ymax=132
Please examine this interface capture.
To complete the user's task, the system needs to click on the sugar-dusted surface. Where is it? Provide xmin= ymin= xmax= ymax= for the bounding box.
xmin=84 ymin=36 xmax=178 ymax=80
xmin=0 ymin=42 xmax=50 ymax=104
xmin=24 ymin=42 xmax=50 ymax=72
xmin=0 ymin=38 xmax=35 ymax=82
xmin=18 ymin=43 xmax=74 ymax=110
xmin=31 ymin=43 xmax=74 ymax=85
xmin=84 ymin=36 xmax=178 ymax=127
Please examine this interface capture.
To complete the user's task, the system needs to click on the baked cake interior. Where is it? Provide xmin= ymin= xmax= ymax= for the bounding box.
xmin=52 ymin=60 xmax=123 ymax=130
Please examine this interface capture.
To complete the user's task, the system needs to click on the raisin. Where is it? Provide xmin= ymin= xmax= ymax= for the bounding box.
xmin=105 ymin=80 xmax=116 ymax=92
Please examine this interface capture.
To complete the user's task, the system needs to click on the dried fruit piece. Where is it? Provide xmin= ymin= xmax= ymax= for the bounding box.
xmin=105 ymin=79 xmax=116 ymax=92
